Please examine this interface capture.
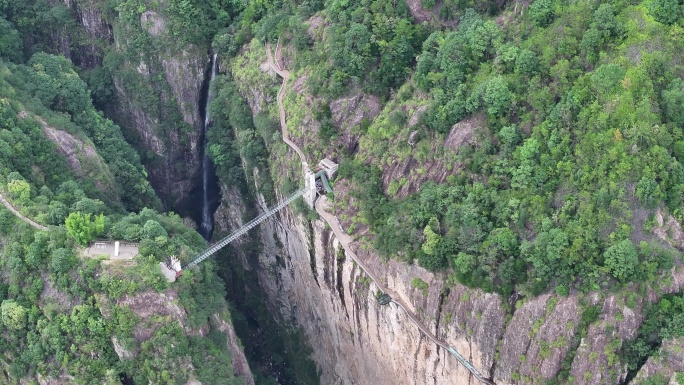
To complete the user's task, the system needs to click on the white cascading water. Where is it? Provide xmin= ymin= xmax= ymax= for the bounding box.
xmin=199 ymin=54 xmax=218 ymax=239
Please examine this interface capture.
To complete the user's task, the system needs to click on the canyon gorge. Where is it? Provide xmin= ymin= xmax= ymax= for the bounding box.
xmin=7 ymin=0 xmax=684 ymax=384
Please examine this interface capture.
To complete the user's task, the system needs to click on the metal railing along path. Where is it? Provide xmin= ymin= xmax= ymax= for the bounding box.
xmin=184 ymin=188 xmax=306 ymax=269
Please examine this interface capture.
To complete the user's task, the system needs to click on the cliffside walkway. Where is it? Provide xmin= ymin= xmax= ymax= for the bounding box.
xmin=265 ymin=41 xmax=495 ymax=385
xmin=316 ymin=198 xmax=494 ymax=385
xmin=0 ymin=192 xmax=48 ymax=231
xmin=265 ymin=41 xmax=307 ymax=166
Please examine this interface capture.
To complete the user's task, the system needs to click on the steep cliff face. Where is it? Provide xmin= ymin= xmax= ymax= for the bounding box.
xmin=221 ymin=181 xmax=684 ymax=385
xmin=217 ymin=42 xmax=684 ymax=385
xmin=99 ymin=288 xmax=255 ymax=385
xmin=49 ymin=0 xmax=206 ymax=211
xmin=631 ymin=337 xmax=684 ymax=383
xmin=45 ymin=0 xmax=112 ymax=69
xmin=110 ymin=47 xmax=204 ymax=210
xmin=109 ymin=7 xmax=205 ymax=210
xmin=248 ymin=209 xmax=498 ymax=385
xmin=41 ymin=119 xmax=117 ymax=193
xmin=30 ymin=1 xmax=683 ymax=383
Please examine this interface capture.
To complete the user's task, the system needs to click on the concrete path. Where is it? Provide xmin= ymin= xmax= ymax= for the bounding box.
xmin=265 ymin=41 xmax=494 ymax=384
xmin=265 ymin=42 xmax=308 ymax=165
xmin=0 ymin=192 xmax=48 ymax=231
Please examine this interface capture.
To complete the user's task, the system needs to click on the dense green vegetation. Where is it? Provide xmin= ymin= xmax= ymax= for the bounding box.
xmin=622 ymin=292 xmax=684 ymax=382
xmin=326 ymin=1 xmax=684 ymax=298
xmin=208 ymin=74 xmax=276 ymax=203
xmin=0 ymin=201 xmax=242 ymax=384
xmin=5 ymin=0 xmax=684 ymax=381
xmin=0 ymin=60 xmax=242 ymax=383
xmin=0 ymin=0 xmax=321 ymax=383
xmin=0 ymin=4 xmax=248 ymax=383
xmin=0 ymin=53 xmax=159 ymax=212
xmin=205 ymin=0 xmax=684 ymax=379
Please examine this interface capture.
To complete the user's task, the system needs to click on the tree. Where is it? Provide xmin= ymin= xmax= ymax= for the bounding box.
xmin=55 ymin=181 xmax=86 ymax=206
xmin=143 ymin=220 xmax=167 ymax=240
xmin=454 ymin=252 xmax=476 ymax=274
xmin=512 ymin=138 xmax=541 ymax=189
xmin=484 ymin=227 xmax=518 ymax=258
xmin=495 ymin=43 xmax=520 ymax=73
xmin=25 ymin=237 xmax=48 ymax=268
xmin=514 ymin=49 xmax=540 ymax=78
xmin=591 ymin=64 xmax=626 ymax=97
xmin=46 ymin=200 xmax=69 ymax=225
xmin=527 ymin=222 xmax=569 ymax=280
xmin=1 ymin=300 xmax=26 ymax=331
xmin=592 ymin=4 xmax=621 ymax=38
xmin=528 ymin=0 xmax=557 ymax=27
xmin=123 ymin=224 xmax=143 ymax=241
xmin=6 ymin=178 xmax=30 ymax=203
xmin=72 ymin=198 xmax=106 ymax=215
xmin=57 ymin=75 xmax=90 ymax=116
xmin=647 ymin=0 xmax=682 ymax=25
xmin=637 ymin=177 xmax=663 ymax=208
xmin=0 ymin=208 xmax=15 ymax=234
xmin=483 ymin=76 xmax=513 ymax=117
xmin=604 ymin=239 xmax=639 ymax=282
xmin=579 ymin=28 xmax=602 ymax=63
xmin=415 ymin=52 xmax=437 ymax=91
xmin=342 ymin=23 xmax=373 ymax=78
xmin=663 ymin=78 xmax=684 ymax=128
xmin=49 ymin=248 xmax=77 ymax=275
xmin=421 ymin=224 xmax=441 ymax=256
xmin=65 ymin=212 xmax=105 ymax=246
xmin=0 ymin=17 xmax=22 ymax=63
xmin=498 ymin=125 xmax=520 ymax=151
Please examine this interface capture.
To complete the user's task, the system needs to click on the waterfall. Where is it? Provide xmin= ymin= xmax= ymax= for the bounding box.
xmin=199 ymin=53 xmax=219 ymax=240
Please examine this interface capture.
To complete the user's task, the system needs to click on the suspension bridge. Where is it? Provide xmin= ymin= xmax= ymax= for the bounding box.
xmin=183 ymin=187 xmax=306 ymax=269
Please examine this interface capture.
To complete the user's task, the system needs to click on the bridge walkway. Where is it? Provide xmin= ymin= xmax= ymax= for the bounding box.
xmin=183 ymin=188 xmax=306 ymax=269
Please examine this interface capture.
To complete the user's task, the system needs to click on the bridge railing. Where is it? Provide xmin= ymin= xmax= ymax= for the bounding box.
xmin=184 ymin=188 xmax=307 ymax=269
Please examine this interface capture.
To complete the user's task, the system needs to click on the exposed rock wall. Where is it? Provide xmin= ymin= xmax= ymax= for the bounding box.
xmin=110 ymin=50 xmax=203 ymax=209
xmin=215 ymin=314 xmax=256 ymax=385
xmin=71 ymin=0 xmax=113 ymax=68
xmin=222 ymin=188 xmax=684 ymax=385
xmin=44 ymin=0 xmax=112 ymax=68
xmin=109 ymin=8 xmax=205 ymax=210
xmin=39 ymin=118 xmax=116 ymax=192
xmin=50 ymin=0 xmax=205 ymax=211
xmin=310 ymin=220 xmax=684 ymax=384
xmin=100 ymin=289 xmax=255 ymax=385
xmin=631 ymin=337 xmax=684 ymax=383
xmin=220 ymin=44 xmax=684 ymax=385
xmin=221 ymin=193 xmax=493 ymax=385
